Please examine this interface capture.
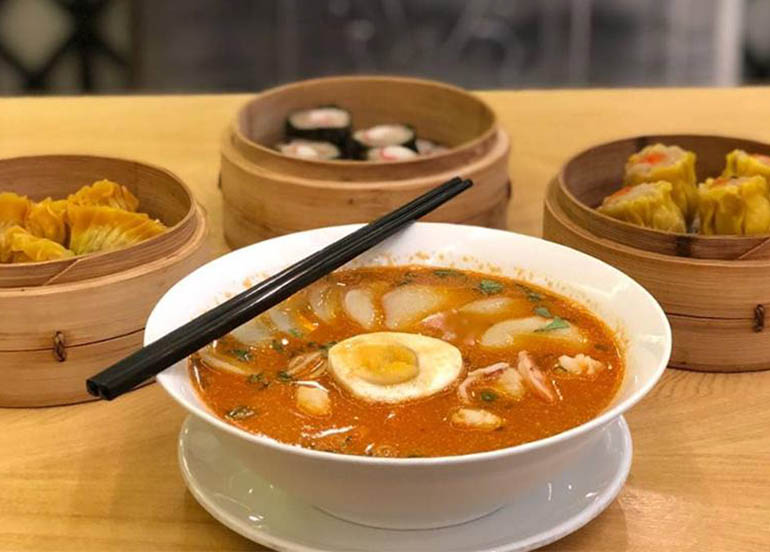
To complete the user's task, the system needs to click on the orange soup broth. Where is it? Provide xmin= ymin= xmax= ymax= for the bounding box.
xmin=190 ymin=267 xmax=624 ymax=458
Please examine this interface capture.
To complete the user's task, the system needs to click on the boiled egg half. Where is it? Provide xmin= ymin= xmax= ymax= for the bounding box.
xmin=327 ymin=332 xmax=463 ymax=403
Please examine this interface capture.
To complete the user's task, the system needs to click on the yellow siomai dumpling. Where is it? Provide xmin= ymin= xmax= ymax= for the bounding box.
xmin=0 ymin=226 xmax=26 ymax=263
xmin=697 ymin=175 xmax=770 ymax=235
xmin=624 ymin=144 xmax=698 ymax=224
xmin=67 ymin=179 xmax=140 ymax=212
xmin=0 ymin=225 xmax=73 ymax=263
xmin=0 ymin=192 xmax=31 ymax=231
xmin=722 ymin=149 xmax=770 ymax=180
xmin=24 ymin=198 xmax=68 ymax=244
xmin=67 ymin=204 xmax=166 ymax=255
xmin=597 ymin=181 xmax=686 ymax=233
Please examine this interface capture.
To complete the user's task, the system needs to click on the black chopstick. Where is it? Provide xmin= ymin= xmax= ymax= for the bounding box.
xmin=86 ymin=177 xmax=472 ymax=400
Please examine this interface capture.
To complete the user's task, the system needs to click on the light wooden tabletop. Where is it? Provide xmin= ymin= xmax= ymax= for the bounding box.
xmin=1 ymin=88 xmax=769 ymax=551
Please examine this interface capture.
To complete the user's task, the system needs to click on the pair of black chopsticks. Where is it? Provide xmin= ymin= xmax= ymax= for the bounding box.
xmin=86 ymin=177 xmax=473 ymax=400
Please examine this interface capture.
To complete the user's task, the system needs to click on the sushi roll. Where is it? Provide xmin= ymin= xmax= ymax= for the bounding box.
xmin=597 ymin=181 xmax=686 ymax=232
xmin=697 ymin=175 xmax=770 ymax=235
xmin=277 ymin=139 xmax=341 ymax=160
xmin=624 ymin=143 xmax=698 ymax=224
xmin=722 ymin=149 xmax=770 ymax=180
xmin=366 ymin=145 xmax=419 ymax=162
xmin=285 ymin=107 xmax=351 ymax=146
xmin=350 ymin=124 xmax=416 ymax=159
xmin=416 ymin=138 xmax=449 ymax=156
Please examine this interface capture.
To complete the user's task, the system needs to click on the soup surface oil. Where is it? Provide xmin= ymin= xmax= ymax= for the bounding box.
xmin=191 ymin=267 xmax=624 ymax=458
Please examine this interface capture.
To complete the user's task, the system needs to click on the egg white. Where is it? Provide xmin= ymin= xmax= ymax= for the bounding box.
xmin=327 ymin=332 xmax=463 ymax=404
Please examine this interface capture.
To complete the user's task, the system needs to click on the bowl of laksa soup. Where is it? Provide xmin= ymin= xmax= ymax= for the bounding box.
xmin=148 ymin=223 xmax=671 ymax=529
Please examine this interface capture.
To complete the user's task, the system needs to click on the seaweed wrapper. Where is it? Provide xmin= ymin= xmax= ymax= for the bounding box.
xmin=598 ymin=181 xmax=686 ymax=232
xmin=624 ymin=144 xmax=698 ymax=223
xmin=698 ymin=175 xmax=770 ymax=235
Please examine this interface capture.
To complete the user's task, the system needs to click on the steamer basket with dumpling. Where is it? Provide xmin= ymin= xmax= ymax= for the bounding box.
xmin=0 ymin=155 xmax=208 ymax=406
xmin=219 ymin=75 xmax=511 ymax=248
xmin=543 ymin=134 xmax=770 ymax=372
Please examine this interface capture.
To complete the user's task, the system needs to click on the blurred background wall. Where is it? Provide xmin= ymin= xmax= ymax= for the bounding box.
xmin=0 ymin=0 xmax=766 ymax=95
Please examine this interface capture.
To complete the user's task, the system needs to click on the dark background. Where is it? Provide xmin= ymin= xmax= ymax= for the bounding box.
xmin=0 ymin=0 xmax=766 ymax=95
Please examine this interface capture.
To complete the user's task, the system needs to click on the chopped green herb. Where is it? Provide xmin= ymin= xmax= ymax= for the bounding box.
xmin=288 ymin=328 xmax=303 ymax=338
xmin=535 ymin=316 xmax=570 ymax=332
xmin=478 ymin=279 xmax=504 ymax=295
xmin=395 ymin=271 xmax=420 ymax=286
xmin=271 ymin=339 xmax=285 ymax=352
xmin=480 ymin=390 xmax=498 ymax=402
xmin=246 ymin=373 xmax=270 ymax=388
xmin=229 ymin=348 xmax=251 ymax=362
xmin=277 ymin=371 xmax=293 ymax=382
xmin=516 ymin=283 xmax=543 ymax=302
xmin=534 ymin=306 xmax=553 ymax=318
xmin=433 ymin=269 xmax=462 ymax=278
xmin=225 ymin=405 xmax=255 ymax=420
xmin=319 ymin=340 xmax=338 ymax=351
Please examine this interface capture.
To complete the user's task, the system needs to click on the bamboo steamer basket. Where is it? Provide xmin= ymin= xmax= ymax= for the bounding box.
xmin=220 ymin=75 xmax=510 ymax=248
xmin=542 ymin=134 xmax=770 ymax=372
xmin=0 ymin=155 xmax=208 ymax=406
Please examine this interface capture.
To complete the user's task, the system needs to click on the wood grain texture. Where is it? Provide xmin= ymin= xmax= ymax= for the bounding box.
xmin=0 ymin=329 xmax=148 ymax=407
xmin=1 ymin=89 xmax=770 ymax=551
xmin=221 ymin=128 xmax=510 ymax=247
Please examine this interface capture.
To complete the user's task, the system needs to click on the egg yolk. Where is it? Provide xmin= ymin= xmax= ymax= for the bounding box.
xmin=350 ymin=343 xmax=420 ymax=385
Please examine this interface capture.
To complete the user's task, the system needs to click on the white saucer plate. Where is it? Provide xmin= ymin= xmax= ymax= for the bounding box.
xmin=178 ymin=415 xmax=632 ymax=552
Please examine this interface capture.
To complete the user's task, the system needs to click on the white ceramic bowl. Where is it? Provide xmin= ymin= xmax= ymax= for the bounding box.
xmin=148 ymin=223 xmax=671 ymax=530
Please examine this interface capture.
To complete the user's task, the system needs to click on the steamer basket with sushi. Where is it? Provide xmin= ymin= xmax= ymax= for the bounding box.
xmin=220 ymin=75 xmax=510 ymax=247
xmin=0 ymin=155 xmax=208 ymax=407
xmin=542 ymin=134 xmax=770 ymax=373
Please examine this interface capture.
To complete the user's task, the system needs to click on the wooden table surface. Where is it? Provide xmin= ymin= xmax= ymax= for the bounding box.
xmin=2 ymin=88 xmax=769 ymax=551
